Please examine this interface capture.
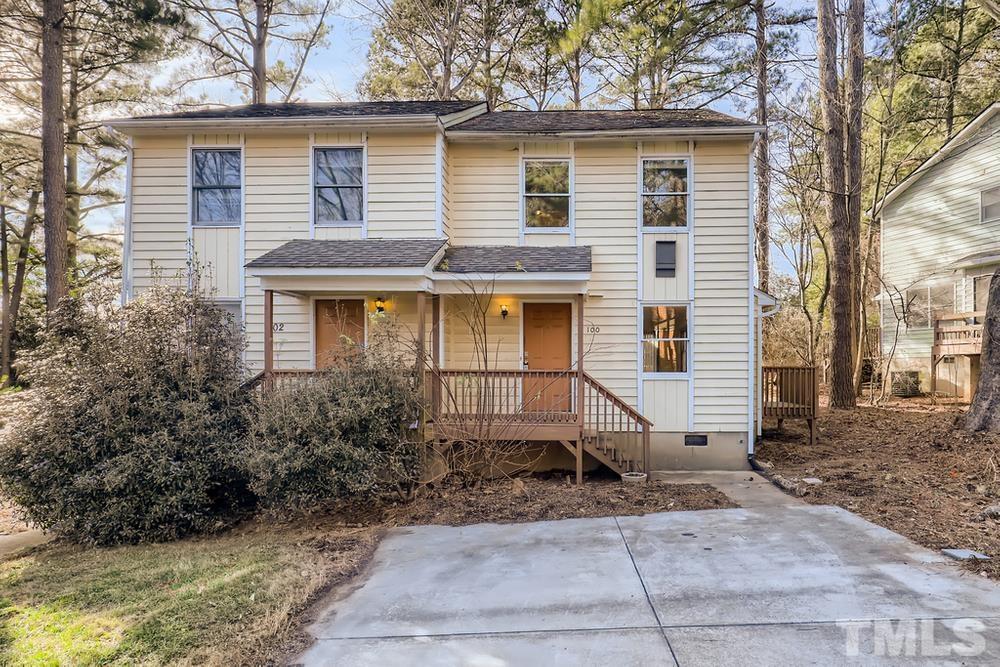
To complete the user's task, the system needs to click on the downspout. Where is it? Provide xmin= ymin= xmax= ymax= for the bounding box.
xmin=747 ymin=130 xmax=761 ymax=465
xmin=121 ymin=136 xmax=134 ymax=305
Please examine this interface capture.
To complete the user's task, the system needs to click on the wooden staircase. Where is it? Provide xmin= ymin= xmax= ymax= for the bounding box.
xmin=581 ymin=373 xmax=652 ymax=477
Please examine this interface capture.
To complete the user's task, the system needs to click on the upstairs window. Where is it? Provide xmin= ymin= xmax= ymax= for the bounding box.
xmin=523 ymin=160 xmax=571 ymax=229
xmin=642 ymin=158 xmax=689 ymax=228
xmin=192 ymin=149 xmax=241 ymax=225
xmin=314 ymin=147 xmax=364 ymax=225
xmin=982 ymin=185 xmax=1000 ymax=223
xmin=642 ymin=305 xmax=688 ymax=373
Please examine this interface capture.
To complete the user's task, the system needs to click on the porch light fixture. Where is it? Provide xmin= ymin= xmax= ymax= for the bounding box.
xmin=500 ymin=304 xmax=509 ymax=319
xmin=374 ymin=296 xmax=385 ymax=313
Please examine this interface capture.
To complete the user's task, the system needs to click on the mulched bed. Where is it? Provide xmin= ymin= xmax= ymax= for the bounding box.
xmin=756 ymin=400 xmax=1000 ymax=579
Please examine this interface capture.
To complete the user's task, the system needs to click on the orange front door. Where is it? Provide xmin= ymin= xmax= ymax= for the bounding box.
xmin=522 ymin=302 xmax=572 ymax=412
xmin=315 ymin=299 xmax=366 ymax=368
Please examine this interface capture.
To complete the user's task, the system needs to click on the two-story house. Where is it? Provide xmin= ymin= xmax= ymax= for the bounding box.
xmin=108 ymin=101 xmax=767 ymax=476
xmin=878 ymin=102 xmax=1000 ymax=401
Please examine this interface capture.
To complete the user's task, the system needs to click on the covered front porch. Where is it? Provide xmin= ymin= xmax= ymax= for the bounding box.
xmin=247 ymin=239 xmax=651 ymax=482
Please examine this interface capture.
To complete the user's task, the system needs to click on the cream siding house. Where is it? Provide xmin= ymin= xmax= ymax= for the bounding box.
xmin=878 ymin=102 xmax=1000 ymax=400
xmin=110 ymin=101 xmax=766 ymax=474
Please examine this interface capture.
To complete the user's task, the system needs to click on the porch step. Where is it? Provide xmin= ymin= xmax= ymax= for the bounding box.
xmin=582 ymin=439 xmax=633 ymax=476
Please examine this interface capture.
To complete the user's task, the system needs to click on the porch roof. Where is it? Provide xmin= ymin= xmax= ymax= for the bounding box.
xmin=246 ymin=238 xmax=447 ymax=270
xmin=437 ymin=245 xmax=592 ymax=273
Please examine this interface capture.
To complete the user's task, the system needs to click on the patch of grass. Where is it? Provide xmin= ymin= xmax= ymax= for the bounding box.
xmin=0 ymin=523 xmax=378 ymax=666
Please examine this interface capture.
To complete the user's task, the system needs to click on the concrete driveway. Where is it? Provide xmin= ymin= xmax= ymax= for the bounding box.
xmin=297 ymin=505 xmax=1000 ymax=666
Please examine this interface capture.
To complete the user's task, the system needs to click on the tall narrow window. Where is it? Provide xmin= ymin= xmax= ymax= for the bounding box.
xmin=192 ymin=149 xmax=241 ymax=225
xmin=655 ymin=241 xmax=677 ymax=277
xmin=642 ymin=305 xmax=688 ymax=373
xmin=314 ymin=147 xmax=364 ymax=225
xmin=642 ymin=158 xmax=688 ymax=227
xmin=523 ymin=160 xmax=570 ymax=229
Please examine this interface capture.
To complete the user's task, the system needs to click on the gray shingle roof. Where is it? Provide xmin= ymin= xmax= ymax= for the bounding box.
xmin=246 ymin=239 xmax=447 ymax=269
xmin=128 ymin=101 xmax=483 ymax=122
xmin=449 ymin=108 xmax=757 ymax=133
xmin=437 ymin=246 xmax=592 ymax=273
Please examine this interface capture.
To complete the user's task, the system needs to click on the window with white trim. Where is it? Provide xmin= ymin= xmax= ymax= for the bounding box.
xmin=212 ymin=299 xmax=243 ymax=334
xmin=904 ymin=283 xmax=956 ymax=329
xmin=314 ymin=147 xmax=364 ymax=225
xmin=642 ymin=158 xmax=689 ymax=227
xmin=192 ymin=149 xmax=241 ymax=225
xmin=523 ymin=159 xmax=571 ymax=229
xmin=642 ymin=305 xmax=688 ymax=373
xmin=982 ymin=185 xmax=1000 ymax=223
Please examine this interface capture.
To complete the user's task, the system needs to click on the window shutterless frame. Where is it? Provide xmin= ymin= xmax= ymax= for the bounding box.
xmin=639 ymin=302 xmax=690 ymax=378
xmin=520 ymin=157 xmax=573 ymax=234
xmin=312 ymin=145 xmax=366 ymax=227
xmin=980 ymin=184 xmax=1000 ymax=223
xmin=640 ymin=156 xmax=691 ymax=231
xmin=191 ymin=148 xmax=242 ymax=227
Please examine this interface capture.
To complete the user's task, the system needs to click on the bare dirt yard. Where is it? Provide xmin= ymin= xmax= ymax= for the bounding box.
xmin=756 ymin=399 xmax=1000 ymax=579
xmin=1 ymin=475 xmax=732 ymax=666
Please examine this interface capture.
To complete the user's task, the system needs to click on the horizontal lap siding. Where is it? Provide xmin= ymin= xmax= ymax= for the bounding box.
xmin=367 ymin=132 xmax=437 ymax=238
xmin=882 ymin=114 xmax=1000 ymax=362
xmin=131 ymin=135 xmax=188 ymax=291
xmin=575 ymin=142 xmax=639 ymax=410
xmin=447 ymin=142 xmax=520 ymax=245
xmin=692 ymin=141 xmax=751 ymax=432
xmin=245 ymin=134 xmax=311 ymax=370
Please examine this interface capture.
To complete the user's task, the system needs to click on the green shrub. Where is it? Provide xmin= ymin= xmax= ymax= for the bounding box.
xmin=245 ymin=325 xmax=423 ymax=511
xmin=0 ymin=284 xmax=252 ymax=545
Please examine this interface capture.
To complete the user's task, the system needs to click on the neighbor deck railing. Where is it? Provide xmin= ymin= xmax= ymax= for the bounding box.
xmin=761 ymin=365 xmax=819 ymax=444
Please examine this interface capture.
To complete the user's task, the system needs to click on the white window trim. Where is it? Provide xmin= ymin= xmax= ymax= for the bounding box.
xmin=310 ymin=141 xmax=368 ymax=231
xmin=639 ymin=155 xmax=692 ymax=233
xmin=903 ymin=282 xmax=958 ymax=330
xmin=189 ymin=145 xmax=244 ymax=229
xmin=639 ymin=301 xmax=692 ymax=380
xmin=520 ymin=156 xmax=574 ymax=235
xmin=980 ymin=185 xmax=1000 ymax=224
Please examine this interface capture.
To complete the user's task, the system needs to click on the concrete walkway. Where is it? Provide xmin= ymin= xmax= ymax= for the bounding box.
xmin=297 ymin=505 xmax=1000 ymax=666
xmin=0 ymin=529 xmax=49 ymax=558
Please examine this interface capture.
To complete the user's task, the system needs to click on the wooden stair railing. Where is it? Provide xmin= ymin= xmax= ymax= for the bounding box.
xmin=582 ymin=372 xmax=652 ymax=476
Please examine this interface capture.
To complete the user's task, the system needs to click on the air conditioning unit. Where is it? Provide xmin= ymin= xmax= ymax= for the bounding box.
xmin=890 ymin=370 xmax=921 ymax=397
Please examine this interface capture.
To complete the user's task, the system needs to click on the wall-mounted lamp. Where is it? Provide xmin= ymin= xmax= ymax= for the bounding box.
xmin=374 ymin=296 xmax=386 ymax=313
xmin=500 ymin=304 xmax=509 ymax=320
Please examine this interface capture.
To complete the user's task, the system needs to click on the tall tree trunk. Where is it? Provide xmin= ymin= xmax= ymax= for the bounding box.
xmin=964 ymin=268 xmax=1000 ymax=430
xmin=1 ymin=202 xmax=9 ymax=384
xmin=1 ymin=191 xmax=40 ymax=386
xmin=42 ymin=0 xmax=69 ymax=318
xmin=817 ymin=0 xmax=856 ymax=408
xmin=846 ymin=0 xmax=865 ymax=391
xmin=753 ymin=0 xmax=770 ymax=293
xmin=66 ymin=24 xmax=80 ymax=278
xmin=252 ymin=0 xmax=269 ymax=103
xmin=945 ymin=0 xmax=967 ymax=136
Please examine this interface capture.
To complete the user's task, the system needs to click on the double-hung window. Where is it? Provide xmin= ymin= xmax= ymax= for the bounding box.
xmin=642 ymin=158 xmax=689 ymax=228
xmin=523 ymin=159 xmax=571 ymax=229
xmin=642 ymin=305 xmax=688 ymax=373
xmin=982 ymin=185 xmax=1000 ymax=223
xmin=314 ymin=147 xmax=364 ymax=225
xmin=192 ymin=149 xmax=241 ymax=225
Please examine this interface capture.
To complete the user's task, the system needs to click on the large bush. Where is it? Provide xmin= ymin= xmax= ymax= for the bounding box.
xmin=0 ymin=284 xmax=251 ymax=545
xmin=245 ymin=324 xmax=423 ymax=511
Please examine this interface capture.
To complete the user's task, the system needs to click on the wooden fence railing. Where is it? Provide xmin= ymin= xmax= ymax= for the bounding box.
xmin=761 ymin=365 xmax=819 ymax=444
xmin=933 ymin=311 xmax=985 ymax=357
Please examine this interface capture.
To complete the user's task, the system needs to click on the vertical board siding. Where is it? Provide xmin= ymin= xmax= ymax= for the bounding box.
xmin=192 ymin=227 xmax=240 ymax=297
xmin=643 ymin=233 xmax=688 ymax=300
xmin=691 ymin=140 xmax=751 ymax=431
xmin=642 ymin=379 xmax=688 ymax=430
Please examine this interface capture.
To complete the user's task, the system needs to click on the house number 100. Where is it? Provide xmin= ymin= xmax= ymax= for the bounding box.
xmin=587 ymin=326 xmax=600 ymax=334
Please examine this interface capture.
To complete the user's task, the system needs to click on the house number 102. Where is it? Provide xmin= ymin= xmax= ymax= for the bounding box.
xmin=272 ymin=323 xmax=284 ymax=332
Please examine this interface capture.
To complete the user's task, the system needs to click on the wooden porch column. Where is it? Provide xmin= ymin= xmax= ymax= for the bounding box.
xmin=263 ymin=289 xmax=274 ymax=387
xmin=431 ymin=294 xmax=441 ymax=419
xmin=576 ymin=293 xmax=585 ymax=485
xmin=416 ymin=291 xmax=427 ymax=371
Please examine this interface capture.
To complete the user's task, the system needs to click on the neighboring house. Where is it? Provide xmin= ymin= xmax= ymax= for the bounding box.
xmin=878 ymin=102 xmax=1000 ymax=401
xmin=107 ymin=101 xmax=769 ymax=475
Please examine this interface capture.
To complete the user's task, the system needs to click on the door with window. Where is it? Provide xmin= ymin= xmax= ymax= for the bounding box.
xmin=315 ymin=299 xmax=365 ymax=368
xmin=522 ymin=303 xmax=572 ymax=413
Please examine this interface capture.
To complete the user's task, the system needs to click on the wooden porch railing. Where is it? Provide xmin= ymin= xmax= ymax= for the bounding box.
xmin=247 ymin=367 xmax=653 ymax=477
xmin=761 ymin=365 xmax=818 ymax=444
xmin=933 ymin=311 xmax=985 ymax=357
